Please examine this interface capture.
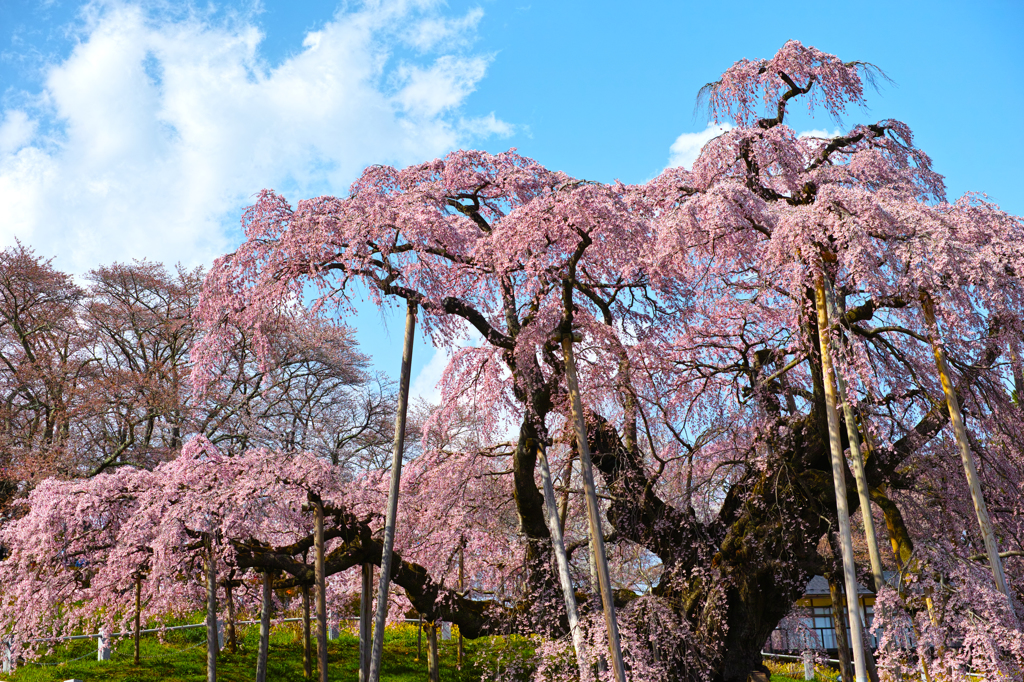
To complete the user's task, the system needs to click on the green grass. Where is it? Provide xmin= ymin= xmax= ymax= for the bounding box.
xmin=0 ymin=622 xmax=535 ymax=682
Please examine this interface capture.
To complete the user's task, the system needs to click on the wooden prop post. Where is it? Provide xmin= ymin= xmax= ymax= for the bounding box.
xmin=560 ymin=332 xmax=627 ymax=682
xmin=224 ymin=577 xmax=238 ymax=654
xmin=815 ymin=281 xmax=869 ymax=682
xmin=205 ymin=535 xmax=218 ymax=682
xmin=417 ymin=614 xmax=423 ymax=661
xmin=314 ymin=498 xmax=328 ymax=682
xmin=368 ymin=300 xmax=417 ymax=682
xmin=822 ymin=280 xmax=886 ymax=594
xmin=426 ymin=621 xmax=440 ymax=682
xmin=256 ymin=571 xmax=272 ymax=682
xmin=457 ymin=547 xmax=465 ymax=669
xmin=360 ymin=563 xmax=372 ymax=682
xmin=537 ymin=444 xmax=586 ymax=670
xmin=828 ymin=572 xmax=854 ymax=682
xmin=921 ymin=291 xmax=1015 ymax=617
xmin=133 ymin=575 xmax=142 ymax=665
xmin=302 ymin=584 xmax=312 ymax=679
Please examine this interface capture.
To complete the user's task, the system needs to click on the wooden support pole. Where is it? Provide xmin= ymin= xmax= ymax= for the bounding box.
xmin=828 ymin=572 xmax=855 ymax=682
xmin=816 ymin=281 xmax=869 ymax=682
xmin=537 ymin=445 xmax=586 ymax=671
xmin=561 ymin=334 xmax=627 ymax=682
xmin=313 ymin=499 xmax=328 ymax=682
xmin=426 ymin=621 xmax=440 ymax=682
xmin=821 ymin=280 xmax=886 ymax=594
xmin=302 ymin=584 xmax=312 ymax=679
xmin=921 ymin=291 xmax=1015 ymax=617
xmin=225 ymin=578 xmax=237 ymax=654
xmin=457 ymin=547 xmax=465 ymax=669
xmin=360 ymin=563 xmax=372 ymax=682
xmin=256 ymin=571 xmax=272 ymax=682
xmin=368 ymin=300 xmax=417 ymax=682
xmin=205 ymin=535 xmax=218 ymax=682
xmin=133 ymin=575 xmax=142 ymax=665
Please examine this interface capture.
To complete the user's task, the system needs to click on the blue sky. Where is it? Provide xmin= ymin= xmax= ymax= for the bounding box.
xmin=1 ymin=0 xmax=1022 ymax=395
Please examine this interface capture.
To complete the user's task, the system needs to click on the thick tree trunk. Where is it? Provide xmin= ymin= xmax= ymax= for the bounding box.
xmin=256 ymin=571 xmax=272 ymax=682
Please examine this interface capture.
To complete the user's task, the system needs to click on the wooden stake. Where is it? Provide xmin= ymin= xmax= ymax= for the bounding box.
xmin=537 ymin=445 xmax=586 ymax=671
xmin=561 ymin=334 xmax=627 ymax=682
xmin=815 ymin=281 xmax=869 ymax=682
xmin=821 ymin=280 xmax=886 ymax=593
xmin=368 ymin=300 xmax=417 ymax=682
xmin=256 ymin=572 xmax=272 ymax=682
xmin=133 ymin=575 xmax=142 ymax=665
xmin=302 ymin=584 xmax=312 ymax=679
xmin=921 ymin=291 xmax=1015 ymax=617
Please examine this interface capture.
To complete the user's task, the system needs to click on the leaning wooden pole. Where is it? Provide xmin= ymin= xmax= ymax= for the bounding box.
xmin=821 ymin=280 xmax=886 ymax=593
xmin=313 ymin=498 xmax=328 ymax=682
xmin=133 ymin=574 xmax=142 ymax=665
xmin=457 ymin=546 xmax=465 ymax=669
xmin=302 ymin=583 xmax=312 ymax=679
xmin=205 ymin=535 xmax=219 ymax=682
xmin=359 ymin=563 xmax=372 ymax=682
xmin=815 ymin=281 xmax=869 ymax=682
xmin=224 ymin=576 xmax=238 ymax=654
xmin=367 ymin=300 xmax=417 ymax=682
xmin=537 ymin=444 xmax=586 ymax=671
xmin=255 ymin=571 xmax=272 ymax=682
xmin=561 ymin=333 xmax=627 ymax=682
xmin=921 ymin=290 xmax=1015 ymax=617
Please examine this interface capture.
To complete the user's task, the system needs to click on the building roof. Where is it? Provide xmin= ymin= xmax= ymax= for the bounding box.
xmin=804 ymin=574 xmax=881 ymax=596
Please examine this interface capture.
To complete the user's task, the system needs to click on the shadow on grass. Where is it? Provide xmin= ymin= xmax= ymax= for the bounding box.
xmin=0 ymin=623 xmax=535 ymax=682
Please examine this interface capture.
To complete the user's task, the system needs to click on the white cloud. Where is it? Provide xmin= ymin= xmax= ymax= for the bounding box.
xmin=0 ymin=1 xmax=509 ymax=274
xmin=667 ymin=122 xmax=732 ymax=170
xmin=410 ymin=344 xmax=451 ymax=406
xmin=409 ymin=324 xmax=482 ymax=406
xmin=401 ymin=6 xmax=485 ymax=52
xmin=0 ymin=111 xmax=38 ymax=155
xmin=798 ymin=128 xmax=841 ymax=139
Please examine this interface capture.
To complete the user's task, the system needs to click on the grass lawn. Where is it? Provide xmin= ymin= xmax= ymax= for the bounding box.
xmin=0 ymin=621 xmax=535 ymax=682
xmin=0 ymin=621 xmax=842 ymax=682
